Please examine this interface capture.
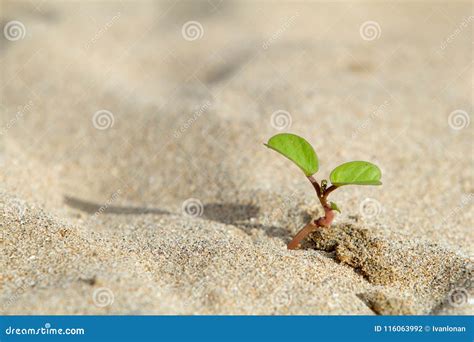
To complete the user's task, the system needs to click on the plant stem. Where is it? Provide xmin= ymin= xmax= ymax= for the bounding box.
xmin=323 ymin=185 xmax=338 ymax=199
xmin=308 ymin=175 xmax=321 ymax=198
xmin=287 ymin=221 xmax=317 ymax=250
xmin=308 ymin=176 xmax=333 ymax=210
xmin=287 ymin=177 xmax=338 ymax=250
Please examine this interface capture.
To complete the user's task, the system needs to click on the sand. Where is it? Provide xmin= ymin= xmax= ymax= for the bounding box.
xmin=1 ymin=0 xmax=473 ymax=315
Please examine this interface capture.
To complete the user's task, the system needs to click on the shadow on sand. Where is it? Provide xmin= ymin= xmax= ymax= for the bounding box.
xmin=64 ymin=196 xmax=290 ymax=240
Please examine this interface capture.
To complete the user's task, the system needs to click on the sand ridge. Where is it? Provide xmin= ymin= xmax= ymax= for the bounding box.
xmin=1 ymin=1 xmax=473 ymax=314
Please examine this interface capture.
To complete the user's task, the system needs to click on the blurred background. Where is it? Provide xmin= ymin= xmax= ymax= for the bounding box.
xmin=1 ymin=0 xmax=472 ymax=315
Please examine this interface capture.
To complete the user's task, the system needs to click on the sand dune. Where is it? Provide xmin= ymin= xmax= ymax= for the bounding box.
xmin=1 ymin=0 xmax=472 ymax=314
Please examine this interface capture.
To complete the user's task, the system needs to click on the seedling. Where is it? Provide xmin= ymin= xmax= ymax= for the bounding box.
xmin=265 ymin=133 xmax=382 ymax=250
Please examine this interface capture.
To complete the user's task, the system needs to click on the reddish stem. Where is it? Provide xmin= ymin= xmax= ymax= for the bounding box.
xmin=287 ymin=177 xmax=338 ymax=250
xmin=287 ymin=221 xmax=318 ymax=250
xmin=308 ymin=175 xmax=322 ymax=198
xmin=315 ymin=205 xmax=335 ymax=227
xmin=323 ymin=185 xmax=338 ymax=199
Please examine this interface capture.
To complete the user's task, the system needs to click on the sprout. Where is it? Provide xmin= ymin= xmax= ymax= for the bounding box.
xmin=265 ymin=133 xmax=382 ymax=250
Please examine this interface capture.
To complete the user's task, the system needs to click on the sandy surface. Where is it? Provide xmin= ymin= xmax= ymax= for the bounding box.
xmin=1 ymin=0 xmax=473 ymax=315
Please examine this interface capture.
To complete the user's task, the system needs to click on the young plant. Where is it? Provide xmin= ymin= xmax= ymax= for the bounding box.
xmin=265 ymin=133 xmax=382 ymax=250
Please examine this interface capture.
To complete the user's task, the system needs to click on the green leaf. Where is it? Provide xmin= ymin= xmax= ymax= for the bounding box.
xmin=265 ymin=133 xmax=319 ymax=176
xmin=330 ymin=161 xmax=382 ymax=186
xmin=330 ymin=201 xmax=341 ymax=213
